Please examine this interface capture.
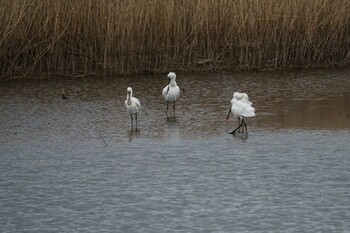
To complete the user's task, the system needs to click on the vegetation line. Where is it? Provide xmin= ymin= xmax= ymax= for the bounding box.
xmin=0 ymin=0 xmax=349 ymax=79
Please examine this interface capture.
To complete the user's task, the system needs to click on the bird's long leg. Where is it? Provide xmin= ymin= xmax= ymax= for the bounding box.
xmin=229 ymin=119 xmax=244 ymax=135
xmin=225 ymin=108 xmax=231 ymax=120
xmin=135 ymin=113 xmax=138 ymax=131
xmin=166 ymin=101 xmax=169 ymax=118
xmin=173 ymin=102 xmax=176 ymax=118
xmin=238 ymin=117 xmax=242 ymax=133
xmin=130 ymin=114 xmax=134 ymax=131
xmin=244 ymin=119 xmax=248 ymax=138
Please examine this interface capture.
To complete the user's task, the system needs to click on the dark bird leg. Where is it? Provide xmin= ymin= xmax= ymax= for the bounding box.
xmin=173 ymin=102 xmax=176 ymax=118
xmin=166 ymin=101 xmax=169 ymax=118
xmin=229 ymin=119 xmax=244 ymax=135
xmin=135 ymin=113 xmax=138 ymax=131
xmin=238 ymin=117 xmax=242 ymax=133
xmin=243 ymin=119 xmax=248 ymax=138
xmin=130 ymin=114 xmax=133 ymax=131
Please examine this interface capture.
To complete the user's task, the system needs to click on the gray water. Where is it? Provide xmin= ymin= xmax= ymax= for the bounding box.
xmin=1 ymin=69 xmax=350 ymax=232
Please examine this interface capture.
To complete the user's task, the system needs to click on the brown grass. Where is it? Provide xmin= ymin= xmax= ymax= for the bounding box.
xmin=0 ymin=0 xmax=349 ymax=79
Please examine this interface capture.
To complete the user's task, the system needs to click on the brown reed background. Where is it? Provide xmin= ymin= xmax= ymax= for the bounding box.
xmin=0 ymin=0 xmax=349 ymax=79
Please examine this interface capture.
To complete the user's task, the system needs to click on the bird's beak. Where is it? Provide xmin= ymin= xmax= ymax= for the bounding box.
xmin=166 ymin=78 xmax=170 ymax=93
xmin=225 ymin=107 xmax=231 ymax=121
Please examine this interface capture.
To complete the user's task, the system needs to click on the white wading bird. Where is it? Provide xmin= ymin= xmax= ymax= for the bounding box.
xmin=162 ymin=72 xmax=180 ymax=118
xmin=226 ymin=92 xmax=255 ymax=137
xmin=125 ymin=87 xmax=141 ymax=131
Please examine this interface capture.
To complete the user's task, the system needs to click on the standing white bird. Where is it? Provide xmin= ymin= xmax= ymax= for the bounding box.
xmin=162 ymin=72 xmax=180 ymax=118
xmin=125 ymin=87 xmax=141 ymax=131
xmin=231 ymin=92 xmax=251 ymax=133
xmin=226 ymin=92 xmax=255 ymax=137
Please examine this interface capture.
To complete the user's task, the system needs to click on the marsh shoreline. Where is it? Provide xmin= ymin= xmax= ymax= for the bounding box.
xmin=1 ymin=0 xmax=349 ymax=80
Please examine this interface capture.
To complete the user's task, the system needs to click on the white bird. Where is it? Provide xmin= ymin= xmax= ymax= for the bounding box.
xmin=226 ymin=92 xmax=255 ymax=137
xmin=125 ymin=87 xmax=141 ymax=131
xmin=162 ymin=72 xmax=180 ymax=118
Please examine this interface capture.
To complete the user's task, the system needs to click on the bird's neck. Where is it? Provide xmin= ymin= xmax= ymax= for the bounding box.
xmin=127 ymin=94 xmax=131 ymax=105
xmin=169 ymin=79 xmax=177 ymax=86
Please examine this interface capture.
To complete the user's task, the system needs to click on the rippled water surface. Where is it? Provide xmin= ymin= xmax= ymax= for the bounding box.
xmin=1 ymin=69 xmax=350 ymax=232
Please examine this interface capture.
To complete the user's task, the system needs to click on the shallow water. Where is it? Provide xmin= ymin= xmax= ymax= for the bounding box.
xmin=1 ymin=69 xmax=350 ymax=232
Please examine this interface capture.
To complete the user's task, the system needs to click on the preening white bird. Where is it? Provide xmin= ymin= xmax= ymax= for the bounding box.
xmin=226 ymin=92 xmax=255 ymax=137
xmin=125 ymin=87 xmax=141 ymax=131
xmin=162 ymin=72 xmax=180 ymax=118
xmin=228 ymin=92 xmax=247 ymax=133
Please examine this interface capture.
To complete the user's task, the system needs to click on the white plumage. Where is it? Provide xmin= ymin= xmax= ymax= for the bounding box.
xmin=227 ymin=92 xmax=255 ymax=137
xmin=162 ymin=72 xmax=180 ymax=118
xmin=231 ymin=92 xmax=255 ymax=118
xmin=125 ymin=87 xmax=141 ymax=130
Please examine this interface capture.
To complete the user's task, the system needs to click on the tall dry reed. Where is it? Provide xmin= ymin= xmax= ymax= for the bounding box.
xmin=0 ymin=0 xmax=349 ymax=79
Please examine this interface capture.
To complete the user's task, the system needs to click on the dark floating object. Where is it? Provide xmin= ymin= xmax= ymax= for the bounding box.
xmin=61 ymin=88 xmax=67 ymax=100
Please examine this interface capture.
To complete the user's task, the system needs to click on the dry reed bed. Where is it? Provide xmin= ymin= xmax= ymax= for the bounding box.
xmin=0 ymin=0 xmax=349 ymax=79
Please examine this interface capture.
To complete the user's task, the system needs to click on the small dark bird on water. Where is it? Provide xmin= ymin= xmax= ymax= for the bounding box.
xmin=61 ymin=88 xmax=67 ymax=100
